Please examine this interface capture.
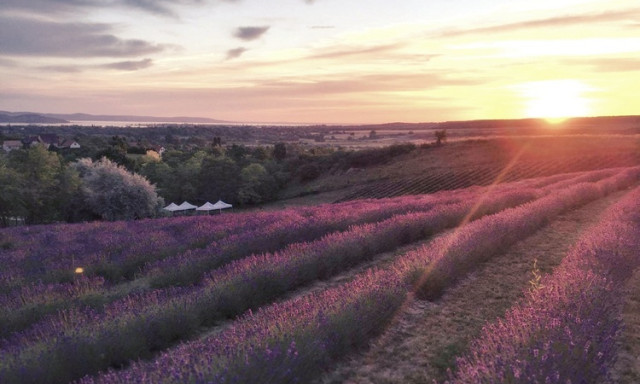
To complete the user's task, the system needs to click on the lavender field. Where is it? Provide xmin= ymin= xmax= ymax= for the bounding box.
xmin=1 ymin=166 xmax=639 ymax=384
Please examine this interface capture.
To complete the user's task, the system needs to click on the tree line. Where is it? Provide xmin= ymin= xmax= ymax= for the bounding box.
xmin=0 ymin=146 xmax=161 ymax=226
xmin=0 ymin=138 xmax=418 ymax=226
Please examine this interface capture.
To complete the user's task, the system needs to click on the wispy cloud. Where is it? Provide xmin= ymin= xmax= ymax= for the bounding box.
xmin=256 ymin=73 xmax=482 ymax=96
xmin=0 ymin=0 xmax=241 ymax=18
xmin=439 ymin=8 xmax=640 ymax=37
xmin=308 ymin=43 xmax=406 ymax=60
xmin=233 ymin=26 xmax=270 ymax=41
xmin=37 ymin=58 xmax=154 ymax=73
xmin=226 ymin=47 xmax=248 ymax=60
xmin=0 ymin=58 xmax=19 ymax=67
xmin=38 ymin=65 xmax=84 ymax=73
xmin=102 ymin=58 xmax=154 ymax=70
xmin=0 ymin=16 xmax=164 ymax=57
xmin=564 ymin=57 xmax=640 ymax=73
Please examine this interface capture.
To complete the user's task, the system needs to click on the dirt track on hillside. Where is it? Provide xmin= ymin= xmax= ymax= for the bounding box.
xmin=317 ymin=187 xmax=636 ymax=384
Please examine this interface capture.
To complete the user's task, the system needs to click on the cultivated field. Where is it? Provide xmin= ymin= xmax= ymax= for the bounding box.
xmin=1 ymin=159 xmax=639 ymax=383
xmin=281 ymin=135 xmax=640 ymax=204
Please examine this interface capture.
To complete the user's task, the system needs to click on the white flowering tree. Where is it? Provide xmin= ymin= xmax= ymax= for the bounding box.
xmin=72 ymin=157 xmax=163 ymax=221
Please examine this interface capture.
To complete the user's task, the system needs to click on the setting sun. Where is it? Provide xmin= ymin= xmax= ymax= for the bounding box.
xmin=518 ymin=80 xmax=592 ymax=124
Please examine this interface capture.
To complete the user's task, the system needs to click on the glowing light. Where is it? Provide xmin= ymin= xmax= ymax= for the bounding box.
xmin=515 ymin=80 xmax=593 ymax=123
xmin=75 ymin=267 xmax=84 ymax=274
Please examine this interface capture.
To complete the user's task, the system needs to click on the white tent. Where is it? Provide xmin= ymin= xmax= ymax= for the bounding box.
xmin=211 ymin=200 xmax=232 ymax=211
xmin=163 ymin=202 xmax=180 ymax=212
xmin=176 ymin=201 xmax=197 ymax=211
xmin=196 ymin=202 xmax=217 ymax=211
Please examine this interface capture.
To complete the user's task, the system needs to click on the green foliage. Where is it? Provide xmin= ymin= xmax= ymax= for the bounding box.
xmin=298 ymin=163 xmax=321 ymax=181
xmin=6 ymin=146 xmax=67 ymax=224
xmin=273 ymin=142 xmax=287 ymax=162
xmin=94 ymin=146 xmax=133 ymax=170
xmin=237 ymin=163 xmax=278 ymax=204
xmin=432 ymin=342 xmax=464 ymax=379
xmin=0 ymin=158 xmax=24 ymax=226
xmin=198 ymin=156 xmax=241 ymax=203
xmin=227 ymin=144 xmax=248 ymax=164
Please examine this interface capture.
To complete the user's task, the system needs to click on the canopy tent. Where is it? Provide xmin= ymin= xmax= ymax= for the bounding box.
xmin=211 ymin=200 xmax=232 ymax=211
xmin=196 ymin=202 xmax=217 ymax=211
xmin=163 ymin=202 xmax=180 ymax=212
xmin=176 ymin=201 xmax=197 ymax=211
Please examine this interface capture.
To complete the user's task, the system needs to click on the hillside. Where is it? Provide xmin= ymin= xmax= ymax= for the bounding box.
xmin=0 ymin=111 xmax=68 ymax=124
xmin=1 ymin=166 xmax=639 ymax=383
xmin=320 ymin=188 xmax=636 ymax=383
xmin=278 ymin=135 xmax=640 ymax=205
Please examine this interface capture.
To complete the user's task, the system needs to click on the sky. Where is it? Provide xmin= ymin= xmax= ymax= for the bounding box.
xmin=1 ymin=0 xmax=639 ymax=124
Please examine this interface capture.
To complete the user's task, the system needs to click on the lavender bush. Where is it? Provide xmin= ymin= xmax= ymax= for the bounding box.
xmin=451 ymin=185 xmax=640 ymax=383
xmin=70 ymin=168 xmax=639 ymax=384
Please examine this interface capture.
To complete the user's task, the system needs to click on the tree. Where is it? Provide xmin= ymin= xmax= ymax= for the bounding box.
xmin=237 ymin=163 xmax=277 ymax=205
xmin=273 ymin=142 xmax=287 ymax=162
xmin=94 ymin=146 xmax=133 ymax=170
xmin=0 ymin=158 xmax=24 ymax=226
xmin=7 ymin=146 xmax=65 ymax=224
xmin=435 ymin=129 xmax=447 ymax=145
xmin=197 ymin=156 xmax=241 ymax=203
xmin=71 ymin=158 xmax=162 ymax=221
xmin=227 ymin=144 xmax=247 ymax=164
xmin=251 ymin=146 xmax=269 ymax=161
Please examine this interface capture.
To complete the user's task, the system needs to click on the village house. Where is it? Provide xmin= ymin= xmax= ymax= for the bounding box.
xmin=149 ymin=145 xmax=166 ymax=156
xmin=58 ymin=139 xmax=81 ymax=149
xmin=22 ymin=136 xmax=48 ymax=148
xmin=2 ymin=140 xmax=23 ymax=152
xmin=16 ymin=135 xmax=81 ymax=150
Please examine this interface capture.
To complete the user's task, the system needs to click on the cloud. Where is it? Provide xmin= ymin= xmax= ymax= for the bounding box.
xmin=226 ymin=47 xmax=248 ymax=60
xmin=308 ymin=43 xmax=407 ymax=60
xmin=0 ymin=0 xmax=241 ymax=18
xmin=439 ymin=8 xmax=640 ymax=37
xmin=35 ymin=58 xmax=153 ymax=73
xmin=0 ymin=58 xmax=19 ymax=67
xmin=233 ymin=26 xmax=270 ymax=41
xmin=0 ymin=16 xmax=164 ymax=57
xmin=256 ymin=73 xmax=481 ymax=96
xmin=102 ymin=58 xmax=154 ymax=70
xmin=564 ymin=57 xmax=640 ymax=73
xmin=38 ymin=65 xmax=84 ymax=73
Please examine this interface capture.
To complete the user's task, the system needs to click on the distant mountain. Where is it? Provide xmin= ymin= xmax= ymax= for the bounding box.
xmin=43 ymin=113 xmax=232 ymax=124
xmin=0 ymin=111 xmax=69 ymax=124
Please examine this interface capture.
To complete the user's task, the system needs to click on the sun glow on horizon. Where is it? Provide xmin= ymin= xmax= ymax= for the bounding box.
xmin=517 ymin=80 xmax=593 ymax=124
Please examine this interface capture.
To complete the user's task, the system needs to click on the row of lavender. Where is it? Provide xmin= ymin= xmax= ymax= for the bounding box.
xmin=1 ymin=167 xmax=617 ymax=291
xmin=0 ymin=167 xmax=609 ymax=342
xmin=69 ymin=167 xmax=640 ymax=384
xmin=450 ymin=183 xmax=640 ymax=382
xmin=0 ymin=174 xmax=552 ymax=384
xmin=0 ymin=190 xmax=470 ymax=337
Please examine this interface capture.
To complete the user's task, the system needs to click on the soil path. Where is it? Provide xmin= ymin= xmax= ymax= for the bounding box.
xmin=317 ymin=188 xmax=632 ymax=384
xmin=612 ymin=269 xmax=640 ymax=383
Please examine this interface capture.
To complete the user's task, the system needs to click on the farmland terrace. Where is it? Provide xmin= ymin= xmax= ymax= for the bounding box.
xmin=310 ymin=135 xmax=640 ymax=202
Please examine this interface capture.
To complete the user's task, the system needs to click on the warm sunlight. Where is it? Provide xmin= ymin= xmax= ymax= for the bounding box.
xmin=517 ymin=80 xmax=592 ymax=124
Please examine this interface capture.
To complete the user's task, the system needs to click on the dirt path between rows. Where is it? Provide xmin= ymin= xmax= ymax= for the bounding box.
xmin=317 ymin=187 xmax=634 ymax=384
xmin=612 ymin=268 xmax=640 ymax=383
